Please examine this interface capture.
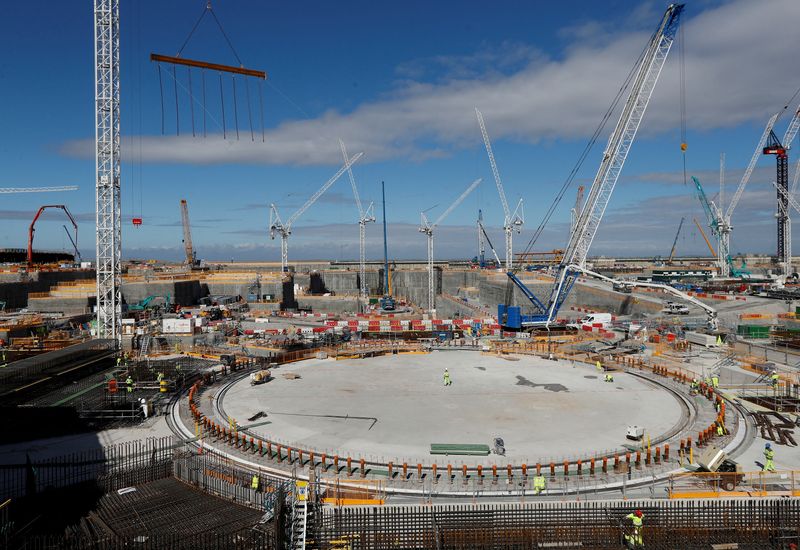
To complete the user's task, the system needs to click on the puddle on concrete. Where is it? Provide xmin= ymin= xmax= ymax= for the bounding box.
xmin=474 ymin=366 xmax=486 ymax=371
xmin=584 ymin=375 xmax=598 ymax=379
xmin=515 ymin=375 xmax=568 ymax=392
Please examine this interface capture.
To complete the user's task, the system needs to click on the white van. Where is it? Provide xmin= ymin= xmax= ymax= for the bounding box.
xmin=568 ymin=312 xmax=612 ymax=328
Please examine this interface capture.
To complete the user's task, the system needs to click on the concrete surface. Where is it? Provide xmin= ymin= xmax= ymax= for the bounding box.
xmin=220 ymin=351 xmax=684 ymax=465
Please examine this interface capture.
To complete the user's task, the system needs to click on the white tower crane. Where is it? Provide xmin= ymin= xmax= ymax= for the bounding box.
xmin=94 ymin=0 xmax=121 ymax=341
xmin=339 ymin=140 xmax=375 ymax=298
xmin=475 ymin=108 xmax=524 ymax=270
xmin=419 ymin=178 xmax=481 ymax=311
xmin=269 ymin=152 xmax=364 ymax=272
xmin=718 ymin=113 xmax=778 ymax=276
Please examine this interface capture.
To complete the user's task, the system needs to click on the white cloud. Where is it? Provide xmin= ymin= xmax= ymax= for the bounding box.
xmin=60 ymin=0 xmax=800 ymax=167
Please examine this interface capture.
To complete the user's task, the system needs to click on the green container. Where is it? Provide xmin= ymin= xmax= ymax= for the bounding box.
xmin=738 ymin=324 xmax=770 ymax=338
xmin=369 ymin=298 xmax=378 ymax=305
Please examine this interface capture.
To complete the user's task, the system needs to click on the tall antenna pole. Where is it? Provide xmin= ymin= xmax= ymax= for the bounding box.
xmin=382 ymin=181 xmax=389 ymax=297
xmin=95 ymin=0 xmax=121 ymax=342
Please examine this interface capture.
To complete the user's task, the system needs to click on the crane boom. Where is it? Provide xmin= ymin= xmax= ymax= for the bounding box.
xmin=0 ymin=186 xmax=78 ymax=193
xmin=563 ymin=5 xmax=684 ymax=270
xmin=180 ymin=199 xmax=194 ymax=265
xmin=339 ymin=139 xmax=364 ymax=219
xmin=691 ymin=176 xmax=721 ymax=233
xmin=773 ymin=180 xmax=800 ymax=217
xmin=285 ymin=152 xmax=364 ymax=230
xmin=432 ymin=179 xmax=482 ymax=227
xmin=783 ymin=105 xmax=800 ymax=149
xmin=668 ymin=216 xmax=685 ymax=262
xmin=475 ymin=108 xmax=510 ymax=219
xmin=725 ymin=112 xmax=778 ymax=220
xmin=693 ymin=217 xmax=716 ymax=256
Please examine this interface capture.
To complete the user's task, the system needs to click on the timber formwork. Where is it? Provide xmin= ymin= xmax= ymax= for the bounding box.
xmin=316 ymin=500 xmax=800 ymax=549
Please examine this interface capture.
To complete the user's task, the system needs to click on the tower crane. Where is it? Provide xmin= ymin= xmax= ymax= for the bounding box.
xmin=179 ymin=199 xmax=198 ymax=267
xmin=718 ymin=112 xmax=778 ymax=276
xmin=339 ymin=140 xmax=375 ymax=298
xmin=763 ymin=104 xmax=800 ymax=276
xmin=475 ymin=108 xmax=524 ymax=270
xmin=667 ymin=216 xmax=685 ymax=263
xmin=419 ymin=178 xmax=481 ymax=311
xmin=497 ymin=5 xmax=702 ymax=329
xmin=690 ymin=176 xmax=749 ymax=277
xmin=269 ymin=152 xmax=364 ymax=272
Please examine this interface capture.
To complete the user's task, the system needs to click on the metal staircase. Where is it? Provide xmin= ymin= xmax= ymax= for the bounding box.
xmin=290 ymin=480 xmax=310 ymax=549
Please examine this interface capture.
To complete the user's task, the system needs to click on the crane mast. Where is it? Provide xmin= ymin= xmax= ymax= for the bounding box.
xmin=476 ymin=108 xmax=523 ymax=270
xmin=340 ymin=140 xmax=375 ymax=299
xmin=765 ymin=105 xmax=800 ymax=276
xmin=95 ymin=0 xmax=122 ymax=341
xmin=180 ymin=199 xmax=195 ymax=266
xmin=419 ymin=178 xmax=481 ymax=311
xmin=545 ymin=4 xmax=685 ymax=323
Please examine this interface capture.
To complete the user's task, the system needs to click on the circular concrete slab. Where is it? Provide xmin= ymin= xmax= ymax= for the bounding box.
xmin=220 ymin=351 xmax=683 ymax=465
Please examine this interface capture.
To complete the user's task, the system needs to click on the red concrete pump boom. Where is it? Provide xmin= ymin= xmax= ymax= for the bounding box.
xmin=28 ymin=205 xmax=78 ymax=265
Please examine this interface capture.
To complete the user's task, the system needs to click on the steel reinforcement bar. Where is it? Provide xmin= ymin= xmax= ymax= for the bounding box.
xmin=317 ymin=500 xmax=800 ymax=549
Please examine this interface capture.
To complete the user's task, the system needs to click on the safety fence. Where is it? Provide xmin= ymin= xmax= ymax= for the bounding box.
xmin=317 ymin=499 xmax=800 ymax=549
xmin=667 ymin=469 xmax=800 ymax=499
xmin=0 ymin=436 xmax=175 ymax=500
xmin=173 ymin=448 xmax=291 ymax=513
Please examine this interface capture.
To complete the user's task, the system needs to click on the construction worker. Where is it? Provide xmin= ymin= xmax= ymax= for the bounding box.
xmin=704 ymin=375 xmax=711 ymax=387
xmin=533 ymin=472 xmax=546 ymax=495
xmin=716 ymin=422 xmax=724 ymax=437
xmin=770 ymin=370 xmax=780 ymax=388
xmin=690 ymin=378 xmax=698 ymax=393
xmin=443 ymin=368 xmax=452 ymax=386
xmin=156 ymin=372 xmax=164 ymax=383
xmin=251 ymin=474 xmax=260 ymax=491
xmin=624 ymin=509 xmax=644 ymax=548
xmin=763 ymin=443 xmax=775 ymax=472
xmin=116 ymin=356 xmax=122 ymax=367
xmin=604 ymin=373 xmax=614 ymax=383
xmin=711 ymin=374 xmax=719 ymax=388
xmin=125 ymin=375 xmax=134 ymax=393
xmin=596 ymin=360 xmax=603 ymax=373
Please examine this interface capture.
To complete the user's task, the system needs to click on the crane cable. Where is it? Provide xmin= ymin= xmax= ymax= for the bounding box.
xmin=517 ymin=25 xmax=656 ymax=266
xmin=679 ymin=22 xmax=687 ymax=187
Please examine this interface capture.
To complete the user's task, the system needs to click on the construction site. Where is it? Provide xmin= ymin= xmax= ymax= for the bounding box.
xmin=2 ymin=2 xmax=800 ymax=549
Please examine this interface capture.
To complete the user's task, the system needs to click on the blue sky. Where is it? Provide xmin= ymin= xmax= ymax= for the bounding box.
xmin=0 ymin=0 xmax=798 ymax=261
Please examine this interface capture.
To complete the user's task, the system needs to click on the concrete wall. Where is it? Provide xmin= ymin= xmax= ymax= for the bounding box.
xmin=0 ymin=270 xmax=95 ymax=309
xmin=296 ymin=295 xmax=361 ymax=315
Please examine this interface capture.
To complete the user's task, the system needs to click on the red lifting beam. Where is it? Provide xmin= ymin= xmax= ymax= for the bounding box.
xmin=28 ymin=205 xmax=79 ymax=265
xmin=150 ymin=53 xmax=266 ymax=79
